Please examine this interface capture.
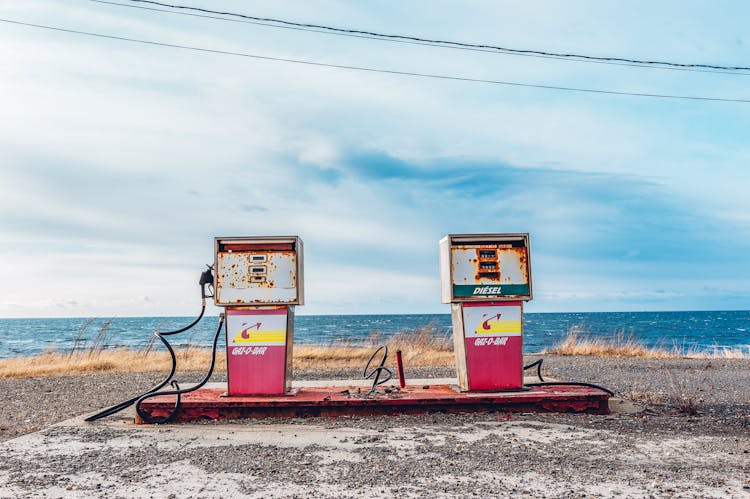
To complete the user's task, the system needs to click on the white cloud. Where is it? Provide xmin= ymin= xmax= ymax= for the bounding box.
xmin=0 ymin=0 xmax=748 ymax=317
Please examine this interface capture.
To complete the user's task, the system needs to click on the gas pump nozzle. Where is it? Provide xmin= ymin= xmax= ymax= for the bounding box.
xmin=199 ymin=265 xmax=214 ymax=300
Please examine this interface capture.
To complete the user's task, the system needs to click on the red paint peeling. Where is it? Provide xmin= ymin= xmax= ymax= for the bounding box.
xmin=135 ymin=384 xmax=610 ymax=423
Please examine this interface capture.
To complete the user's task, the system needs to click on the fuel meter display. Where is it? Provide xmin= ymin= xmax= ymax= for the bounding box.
xmin=439 ymin=234 xmax=532 ymax=303
xmin=214 ymin=236 xmax=304 ymax=306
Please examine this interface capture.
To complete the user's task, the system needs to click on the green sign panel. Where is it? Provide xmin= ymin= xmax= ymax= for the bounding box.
xmin=453 ymin=284 xmax=531 ymax=298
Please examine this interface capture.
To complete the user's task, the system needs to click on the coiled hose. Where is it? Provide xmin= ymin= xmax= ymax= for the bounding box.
xmin=523 ymin=358 xmax=615 ymax=396
xmin=523 ymin=358 xmax=545 ymax=382
xmin=135 ymin=314 xmax=225 ymax=424
xmin=363 ymin=345 xmax=393 ymax=393
xmin=85 ymin=267 xmax=215 ymax=422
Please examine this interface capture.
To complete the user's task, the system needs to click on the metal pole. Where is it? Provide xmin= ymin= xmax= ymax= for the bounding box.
xmin=396 ymin=350 xmax=406 ymax=388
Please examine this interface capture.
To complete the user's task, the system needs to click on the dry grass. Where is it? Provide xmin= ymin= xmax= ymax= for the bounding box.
xmin=0 ymin=325 xmax=453 ymax=379
xmin=543 ymin=325 xmax=749 ymax=359
xmin=3 ymin=320 xmax=746 ymax=379
xmin=543 ymin=327 xmax=673 ymax=358
xmin=629 ymin=390 xmax=665 ymax=405
xmin=293 ymin=325 xmax=454 ymax=369
xmin=630 ymin=370 xmax=703 ymax=415
xmin=0 ymin=349 xmax=224 ymax=379
xmin=666 ymin=370 xmax=701 ymax=415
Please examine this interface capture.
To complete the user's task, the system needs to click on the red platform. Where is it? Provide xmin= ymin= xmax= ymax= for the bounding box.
xmin=135 ymin=383 xmax=610 ymax=423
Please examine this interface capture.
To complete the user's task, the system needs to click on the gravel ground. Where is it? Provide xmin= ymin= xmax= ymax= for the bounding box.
xmin=1 ymin=355 xmax=749 ymax=497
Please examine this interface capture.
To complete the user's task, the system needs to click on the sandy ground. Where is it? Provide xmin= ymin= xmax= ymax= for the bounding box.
xmin=0 ymin=356 xmax=749 ymax=498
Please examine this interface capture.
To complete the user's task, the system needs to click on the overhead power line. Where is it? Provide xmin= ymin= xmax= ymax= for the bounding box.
xmin=2 ymin=17 xmax=749 ymax=104
xmin=113 ymin=0 xmax=750 ymax=73
xmin=89 ymin=0 xmax=749 ymax=76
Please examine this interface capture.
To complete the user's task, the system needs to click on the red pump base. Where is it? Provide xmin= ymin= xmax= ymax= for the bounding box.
xmin=134 ymin=383 xmax=610 ymax=424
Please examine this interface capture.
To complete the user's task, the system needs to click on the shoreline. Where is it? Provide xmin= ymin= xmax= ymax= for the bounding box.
xmin=2 ymin=310 xmax=749 ymax=367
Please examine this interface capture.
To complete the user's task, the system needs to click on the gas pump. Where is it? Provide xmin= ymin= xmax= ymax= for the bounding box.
xmin=214 ymin=236 xmax=303 ymax=395
xmin=84 ymin=235 xmax=303 ymax=423
xmin=87 ymin=232 xmax=615 ymax=424
xmin=439 ymin=233 xmax=532 ymax=391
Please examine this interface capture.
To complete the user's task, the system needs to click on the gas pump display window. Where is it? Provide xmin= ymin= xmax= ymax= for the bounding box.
xmin=214 ymin=237 xmax=304 ymax=306
xmin=440 ymin=234 xmax=532 ymax=302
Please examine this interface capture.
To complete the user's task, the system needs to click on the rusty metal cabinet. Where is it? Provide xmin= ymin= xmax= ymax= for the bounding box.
xmin=214 ymin=236 xmax=304 ymax=306
xmin=439 ymin=233 xmax=532 ymax=303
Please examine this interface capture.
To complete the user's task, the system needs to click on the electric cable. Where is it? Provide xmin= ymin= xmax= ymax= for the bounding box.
xmin=112 ymin=0 xmax=750 ymax=73
xmin=3 ymin=18 xmax=749 ymax=104
xmin=90 ymin=0 xmax=750 ymax=76
xmin=135 ymin=313 xmax=225 ymax=424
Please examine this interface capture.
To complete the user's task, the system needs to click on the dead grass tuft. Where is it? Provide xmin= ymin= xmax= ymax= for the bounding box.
xmin=629 ymin=390 xmax=664 ymax=405
xmin=666 ymin=370 xmax=702 ymax=415
xmin=543 ymin=325 xmax=749 ymax=359
xmin=630 ymin=371 xmax=702 ymax=415
xmin=0 ymin=349 xmax=227 ymax=379
xmin=294 ymin=324 xmax=454 ymax=369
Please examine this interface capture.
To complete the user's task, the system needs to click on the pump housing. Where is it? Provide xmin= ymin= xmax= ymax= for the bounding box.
xmin=439 ymin=233 xmax=532 ymax=303
xmin=214 ymin=236 xmax=304 ymax=306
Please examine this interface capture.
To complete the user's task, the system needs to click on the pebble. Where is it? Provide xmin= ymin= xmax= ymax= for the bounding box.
xmin=0 ymin=357 xmax=748 ymax=497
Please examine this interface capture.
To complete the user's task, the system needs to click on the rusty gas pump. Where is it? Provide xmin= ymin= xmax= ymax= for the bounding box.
xmin=439 ymin=233 xmax=532 ymax=391
xmin=214 ymin=236 xmax=303 ymax=395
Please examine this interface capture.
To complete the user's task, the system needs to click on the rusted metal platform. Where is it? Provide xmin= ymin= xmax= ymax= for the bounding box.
xmin=135 ymin=383 xmax=609 ymax=423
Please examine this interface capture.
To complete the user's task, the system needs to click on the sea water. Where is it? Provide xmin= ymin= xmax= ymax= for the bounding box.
xmin=0 ymin=310 xmax=748 ymax=359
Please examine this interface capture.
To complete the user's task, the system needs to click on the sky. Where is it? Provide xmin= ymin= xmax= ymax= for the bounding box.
xmin=1 ymin=0 xmax=749 ymax=318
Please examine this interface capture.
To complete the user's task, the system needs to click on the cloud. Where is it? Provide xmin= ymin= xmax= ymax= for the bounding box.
xmin=3 ymin=136 xmax=748 ymax=316
xmin=1 ymin=0 xmax=749 ymax=316
xmin=239 ymin=203 xmax=268 ymax=213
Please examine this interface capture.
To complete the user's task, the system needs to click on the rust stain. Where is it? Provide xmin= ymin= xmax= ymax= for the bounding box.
xmin=215 ymin=248 xmax=297 ymax=304
xmin=475 ymin=248 xmax=501 ymax=282
xmin=468 ymin=246 xmax=530 ymax=283
xmin=222 ymin=243 xmax=293 ymax=251
xmin=136 ymin=384 xmax=609 ymax=423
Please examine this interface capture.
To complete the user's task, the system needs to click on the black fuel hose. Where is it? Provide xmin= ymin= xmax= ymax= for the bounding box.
xmin=525 ymin=381 xmax=615 ymax=397
xmin=523 ymin=358 xmax=545 ymax=382
xmin=363 ymin=345 xmax=393 ymax=393
xmin=84 ymin=329 xmax=183 ymax=421
xmin=522 ymin=358 xmax=614 ymax=396
xmin=85 ymin=267 xmax=214 ymax=423
xmin=84 ymin=301 xmax=207 ymax=422
xmin=135 ymin=313 xmax=225 ymax=424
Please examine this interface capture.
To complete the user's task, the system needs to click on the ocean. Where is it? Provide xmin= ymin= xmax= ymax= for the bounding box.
xmin=0 ymin=310 xmax=748 ymax=359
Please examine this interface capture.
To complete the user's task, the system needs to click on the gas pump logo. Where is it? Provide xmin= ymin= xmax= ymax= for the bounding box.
xmin=474 ymin=313 xmax=521 ymax=335
xmin=232 ymin=321 xmax=286 ymax=344
xmin=481 ymin=313 xmax=502 ymax=331
xmin=240 ymin=322 xmax=261 ymax=338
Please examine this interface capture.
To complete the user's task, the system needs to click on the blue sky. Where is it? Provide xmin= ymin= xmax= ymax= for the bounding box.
xmin=1 ymin=0 xmax=749 ymax=317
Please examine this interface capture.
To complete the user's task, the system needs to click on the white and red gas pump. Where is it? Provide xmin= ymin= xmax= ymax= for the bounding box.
xmin=214 ymin=236 xmax=304 ymax=395
xmin=439 ymin=234 xmax=533 ymax=391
